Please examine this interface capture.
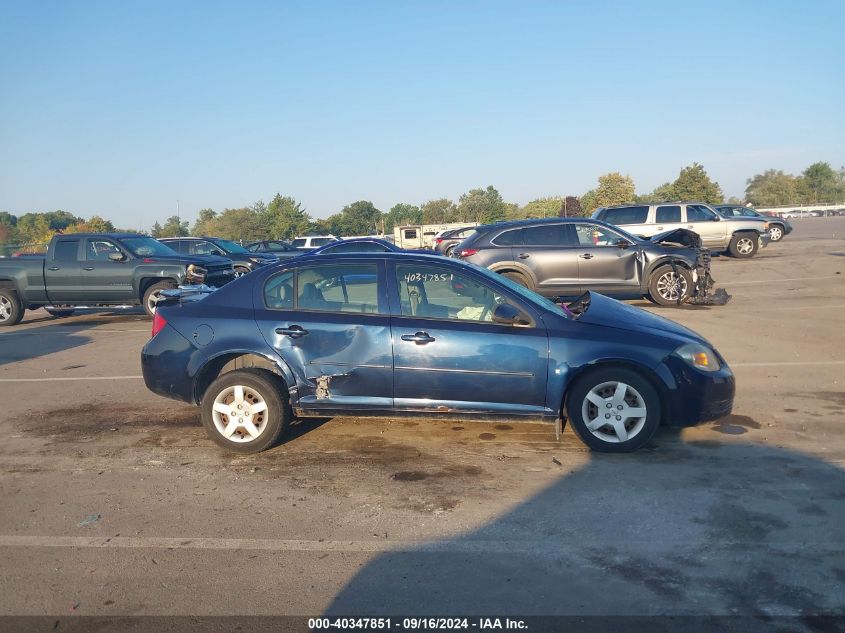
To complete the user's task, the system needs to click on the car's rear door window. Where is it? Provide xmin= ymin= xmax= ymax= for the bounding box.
xmin=602 ymin=206 xmax=649 ymax=225
xmin=297 ymin=264 xmax=380 ymax=313
xmin=522 ymin=224 xmax=569 ymax=246
xmin=656 ymin=206 xmax=682 ymax=223
xmin=492 ymin=228 xmax=524 ymax=246
xmin=53 ymin=239 xmax=80 ymax=261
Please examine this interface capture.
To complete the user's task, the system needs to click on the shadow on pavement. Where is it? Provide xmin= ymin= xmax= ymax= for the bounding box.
xmin=325 ymin=435 xmax=845 ymax=631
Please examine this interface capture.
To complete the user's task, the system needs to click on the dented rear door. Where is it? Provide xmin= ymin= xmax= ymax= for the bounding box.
xmin=254 ymin=259 xmax=393 ymax=411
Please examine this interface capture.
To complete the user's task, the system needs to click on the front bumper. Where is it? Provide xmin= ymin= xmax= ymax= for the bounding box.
xmin=759 ymin=233 xmax=771 ymax=248
xmin=661 ymin=355 xmax=735 ymax=427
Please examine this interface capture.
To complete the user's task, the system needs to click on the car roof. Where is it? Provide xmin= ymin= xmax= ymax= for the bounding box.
xmin=59 ymin=232 xmax=145 ymax=239
xmin=472 ymin=217 xmax=616 ymax=233
xmin=598 ymin=201 xmax=712 ymax=209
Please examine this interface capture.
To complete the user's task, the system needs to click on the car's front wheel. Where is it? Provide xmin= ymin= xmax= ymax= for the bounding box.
xmin=566 ymin=368 xmax=661 ymax=453
xmin=201 ymin=369 xmax=289 ymax=453
xmin=648 ymin=265 xmax=692 ymax=306
xmin=142 ymin=280 xmax=177 ymax=317
xmin=728 ymin=233 xmax=758 ymax=258
xmin=768 ymin=225 xmax=784 ymax=242
xmin=0 ymin=289 xmax=24 ymax=326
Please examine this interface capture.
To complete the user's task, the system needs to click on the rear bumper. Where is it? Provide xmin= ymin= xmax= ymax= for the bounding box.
xmin=662 ymin=356 xmax=735 ymax=427
xmin=141 ymin=323 xmax=207 ymax=404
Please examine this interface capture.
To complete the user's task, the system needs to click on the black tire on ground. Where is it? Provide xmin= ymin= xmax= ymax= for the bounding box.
xmin=445 ymin=245 xmax=455 ymax=257
xmin=500 ymin=271 xmax=533 ymax=290
xmin=234 ymin=266 xmax=251 ymax=278
xmin=566 ymin=367 xmax=662 ymax=453
xmin=0 ymin=288 xmax=24 ymax=327
xmin=728 ymin=233 xmax=758 ymax=258
xmin=768 ymin=224 xmax=785 ymax=242
xmin=647 ymin=265 xmax=693 ymax=307
xmin=45 ymin=308 xmax=75 ymax=318
xmin=142 ymin=280 xmax=178 ymax=317
xmin=201 ymin=368 xmax=289 ymax=454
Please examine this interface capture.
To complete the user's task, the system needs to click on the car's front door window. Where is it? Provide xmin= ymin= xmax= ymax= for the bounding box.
xmin=395 ymin=263 xmax=508 ymax=322
xmin=574 ymin=223 xmax=619 ymax=247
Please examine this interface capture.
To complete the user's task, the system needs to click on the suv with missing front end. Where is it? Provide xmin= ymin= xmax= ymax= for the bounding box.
xmin=592 ymin=202 xmax=769 ymax=258
xmin=452 ymin=218 xmax=713 ymax=306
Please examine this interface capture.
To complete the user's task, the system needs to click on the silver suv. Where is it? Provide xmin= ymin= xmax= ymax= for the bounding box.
xmin=592 ymin=202 xmax=769 ymax=258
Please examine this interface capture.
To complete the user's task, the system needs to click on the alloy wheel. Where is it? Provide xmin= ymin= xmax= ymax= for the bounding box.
xmin=581 ymin=381 xmax=648 ymax=443
xmin=737 ymin=237 xmax=754 ymax=254
xmin=769 ymin=226 xmax=783 ymax=241
xmin=655 ymin=271 xmax=688 ymax=302
xmin=0 ymin=296 xmax=10 ymax=322
xmin=211 ymin=384 xmax=269 ymax=443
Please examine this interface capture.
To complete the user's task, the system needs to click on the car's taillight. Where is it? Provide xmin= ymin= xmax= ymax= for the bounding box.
xmin=151 ymin=312 xmax=167 ymax=338
xmin=435 ymin=238 xmax=444 ymax=243
xmin=458 ymin=248 xmax=478 ymax=257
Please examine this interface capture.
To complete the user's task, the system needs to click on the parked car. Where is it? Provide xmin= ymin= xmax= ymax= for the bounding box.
xmin=244 ymin=240 xmax=302 ymax=258
xmin=291 ymin=235 xmax=340 ymax=250
xmin=451 ymin=218 xmax=712 ymax=306
xmin=783 ymin=210 xmax=811 ymax=219
xmin=714 ymin=205 xmax=792 ymax=242
xmin=434 ymin=226 xmax=478 ymax=256
xmin=141 ymin=252 xmax=734 ymax=454
xmin=592 ymin=202 xmax=769 ymax=258
xmin=309 ymin=238 xmax=435 ymax=256
xmin=0 ymin=233 xmax=235 ymax=324
xmin=159 ymin=237 xmax=276 ymax=277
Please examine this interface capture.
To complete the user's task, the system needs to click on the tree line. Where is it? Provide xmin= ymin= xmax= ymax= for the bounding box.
xmin=2 ymin=161 xmax=842 ymax=248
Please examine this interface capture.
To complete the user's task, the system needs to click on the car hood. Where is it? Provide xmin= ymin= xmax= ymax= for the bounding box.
xmin=571 ymin=292 xmax=707 ymax=345
xmin=649 ymin=228 xmax=703 ymax=249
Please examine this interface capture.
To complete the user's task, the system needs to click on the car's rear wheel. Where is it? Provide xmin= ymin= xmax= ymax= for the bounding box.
xmin=729 ymin=233 xmax=758 ymax=258
xmin=768 ymin=225 xmax=784 ymax=242
xmin=201 ymin=369 xmax=289 ymax=453
xmin=648 ymin=265 xmax=692 ymax=306
xmin=142 ymin=280 xmax=177 ymax=317
xmin=0 ymin=289 xmax=24 ymax=326
xmin=500 ymin=271 xmax=533 ymax=290
xmin=445 ymin=245 xmax=455 ymax=257
xmin=566 ymin=367 xmax=661 ymax=453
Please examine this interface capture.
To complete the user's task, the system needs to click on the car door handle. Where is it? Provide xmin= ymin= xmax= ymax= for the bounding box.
xmin=656 ymin=226 xmax=664 ymax=231
xmin=275 ymin=325 xmax=308 ymax=338
xmin=401 ymin=332 xmax=436 ymax=345
xmin=579 ymin=253 xmax=594 ymax=259
xmin=48 ymin=266 xmax=60 ymax=271
xmin=517 ymin=253 xmax=530 ymax=259
xmin=687 ymin=225 xmax=695 ymax=229
xmin=82 ymin=266 xmax=94 ymax=271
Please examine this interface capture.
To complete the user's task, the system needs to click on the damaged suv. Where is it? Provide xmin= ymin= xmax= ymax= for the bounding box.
xmin=452 ymin=218 xmax=713 ymax=306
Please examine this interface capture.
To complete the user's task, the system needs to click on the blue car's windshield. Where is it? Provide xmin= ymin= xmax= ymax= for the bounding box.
xmin=120 ymin=236 xmax=179 ymax=258
xmin=466 ymin=262 xmax=569 ymax=318
xmin=213 ymin=239 xmax=251 ymax=254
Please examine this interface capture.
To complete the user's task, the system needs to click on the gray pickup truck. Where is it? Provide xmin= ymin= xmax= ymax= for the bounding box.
xmin=0 ymin=233 xmax=235 ymax=326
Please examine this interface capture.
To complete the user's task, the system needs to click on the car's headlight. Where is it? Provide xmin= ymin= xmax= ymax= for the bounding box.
xmin=674 ymin=343 xmax=720 ymax=372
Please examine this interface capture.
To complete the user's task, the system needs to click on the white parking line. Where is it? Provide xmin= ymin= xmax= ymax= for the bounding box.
xmin=727 ymin=275 xmax=844 ymax=285
xmin=0 ymin=375 xmax=143 ymax=383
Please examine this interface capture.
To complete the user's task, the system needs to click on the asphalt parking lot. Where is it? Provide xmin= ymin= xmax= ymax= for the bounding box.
xmin=0 ymin=218 xmax=843 ymax=629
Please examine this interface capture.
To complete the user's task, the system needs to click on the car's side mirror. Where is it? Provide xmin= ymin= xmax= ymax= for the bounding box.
xmin=213 ymin=249 xmax=225 ymax=257
xmin=615 ymin=238 xmax=631 ymax=249
xmin=493 ymin=303 xmax=530 ymax=326
xmin=108 ymin=252 xmax=126 ymax=262
xmin=711 ymin=215 xmax=721 ymax=221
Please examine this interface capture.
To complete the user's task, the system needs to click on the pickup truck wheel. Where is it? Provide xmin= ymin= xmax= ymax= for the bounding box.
xmin=729 ymin=233 xmax=758 ymax=258
xmin=566 ymin=367 xmax=661 ymax=453
xmin=45 ymin=309 xmax=75 ymax=318
xmin=143 ymin=280 xmax=177 ymax=317
xmin=648 ymin=265 xmax=692 ymax=306
xmin=768 ymin=225 xmax=784 ymax=242
xmin=0 ymin=289 xmax=24 ymax=326
xmin=201 ymin=369 xmax=289 ymax=453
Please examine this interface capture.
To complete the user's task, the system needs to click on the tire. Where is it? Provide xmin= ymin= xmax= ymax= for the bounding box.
xmin=142 ymin=280 xmax=177 ymax=317
xmin=0 ymin=288 xmax=24 ymax=327
xmin=768 ymin=224 xmax=784 ymax=242
xmin=728 ymin=233 xmax=758 ymax=258
xmin=501 ymin=271 xmax=533 ymax=290
xmin=201 ymin=369 xmax=289 ymax=454
xmin=234 ymin=266 xmax=250 ymax=278
xmin=445 ymin=245 xmax=455 ymax=257
xmin=45 ymin=308 xmax=75 ymax=318
xmin=647 ymin=265 xmax=692 ymax=306
xmin=566 ymin=367 xmax=661 ymax=453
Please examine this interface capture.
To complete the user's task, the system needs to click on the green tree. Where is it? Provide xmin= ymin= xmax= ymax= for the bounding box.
xmin=384 ymin=203 xmax=422 ymax=232
xmin=521 ymin=197 xmax=563 ymax=219
xmin=420 ymin=198 xmax=457 ymax=224
xmin=264 ymin=194 xmax=310 ymax=240
xmin=745 ymin=169 xmax=800 ymax=207
xmin=151 ymin=221 xmax=164 ymax=237
xmin=15 ymin=213 xmax=53 ymax=244
xmin=799 ymin=162 xmax=839 ymax=203
xmin=192 ymin=209 xmax=219 ymax=236
xmin=579 ymin=190 xmax=598 ymax=214
xmin=210 ymin=207 xmax=268 ymax=241
xmin=153 ymin=215 xmax=190 ymax=238
xmin=329 ymin=200 xmax=382 ymax=236
xmin=457 ymin=186 xmax=507 ymax=223
xmin=639 ymin=182 xmax=677 ymax=203
xmin=592 ymin=172 xmax=636 ymax=210
xmin=65 ymin=215 xmax=116 ymax=233
xmin=672 ymin=163 xmax=723 ymax=203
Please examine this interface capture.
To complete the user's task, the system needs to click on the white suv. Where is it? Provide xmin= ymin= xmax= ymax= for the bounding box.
xmin=291 ymin=235 xmax=340 ymax=250
xmin=592 ymin=202 xmax=769 ymax=258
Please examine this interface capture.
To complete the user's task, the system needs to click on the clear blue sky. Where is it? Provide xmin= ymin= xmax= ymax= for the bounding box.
xmin=1 ymin=0 xmax=843 ymax=229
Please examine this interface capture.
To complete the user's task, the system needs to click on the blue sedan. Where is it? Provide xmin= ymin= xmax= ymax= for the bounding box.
xmin=141 ymin=252 xmax=734 ymax=453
